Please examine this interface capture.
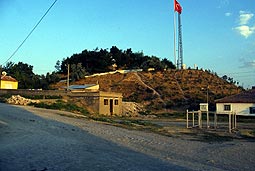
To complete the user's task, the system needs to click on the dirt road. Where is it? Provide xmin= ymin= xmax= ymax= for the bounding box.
xmin=1 ymin=103 xmax=255 ymax=171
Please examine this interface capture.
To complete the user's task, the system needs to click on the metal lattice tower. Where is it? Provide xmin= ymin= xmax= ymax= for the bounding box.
xmin=177 ymin=13 xmax=183 ymax=69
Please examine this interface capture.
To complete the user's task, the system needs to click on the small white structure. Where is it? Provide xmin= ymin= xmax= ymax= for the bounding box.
xmin=200 ymin=103 xmax=208 ymax=112
xmin=215 ymin=88 xmax=255 ymax=116
xmin=147 ymin=68 xmax=155 ymax=72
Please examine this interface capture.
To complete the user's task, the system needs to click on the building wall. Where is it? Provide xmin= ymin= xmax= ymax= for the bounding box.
xmin=99 ymin=92 xmax=122 ymax=115
xmin=216 ymin=103 xmax=255 ymax=115
xmin=69 ymin=95 xmax=100 ymax=114
xmin=0 ymin=88 xmax=123 ymax=115
xmin=0 ymin=81 xmax=18 ymax=89
xmin=68 ymin=91 xmax=123 ymax=115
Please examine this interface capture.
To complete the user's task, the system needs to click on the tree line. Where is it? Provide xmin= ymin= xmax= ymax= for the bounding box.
xmin=2 ymin=62 xmax=60 ymax=89
xmin=2 ymin=46 xmax=175 ymax=89
xmin=56 ymin=46 xmax=175 ymax=75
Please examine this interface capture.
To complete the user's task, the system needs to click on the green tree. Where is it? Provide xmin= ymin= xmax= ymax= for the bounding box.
xmin=6 ymin=62 xmax=34 ymax=89
xmin=3 ymin=61 xmax=60 ymax=89
xmin=3 ymin=61 xmax=15 ymax=72
xmin=222 ymin=75 xmax=228 ymax=81
xmin=70 ymin=63 xmax=88 ymax=81
xmin=161 ymin=58 xmax=176 ymax=69
xmin=55 ymin=60 xmax=61 ymax=73
xmin=58 ymin=46 xmax=175 ymax=74
xmin=141 ymin=56 xmax=164 ymax=71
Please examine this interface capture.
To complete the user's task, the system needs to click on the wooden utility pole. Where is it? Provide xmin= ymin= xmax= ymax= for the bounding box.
xmin=67 ymin=64 xmax=70 ymax=91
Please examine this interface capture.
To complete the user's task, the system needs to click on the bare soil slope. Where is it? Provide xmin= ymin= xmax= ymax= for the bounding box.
xmin=52 ymin=69 xmax=242 ymax=111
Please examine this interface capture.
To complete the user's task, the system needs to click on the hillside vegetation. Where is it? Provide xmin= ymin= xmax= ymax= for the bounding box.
xmin=52 ymin=69 xmax=242 ymax=112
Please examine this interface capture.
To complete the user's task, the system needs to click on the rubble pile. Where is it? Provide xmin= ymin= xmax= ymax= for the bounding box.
xmin=7 ymin=95 xmax=40 ymax=106
xmin=122 ymin=102 xmax=144 ymax=116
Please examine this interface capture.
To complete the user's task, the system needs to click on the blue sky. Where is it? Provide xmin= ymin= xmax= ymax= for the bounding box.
xmin=0 ymin=0 xmax=254 ymax=88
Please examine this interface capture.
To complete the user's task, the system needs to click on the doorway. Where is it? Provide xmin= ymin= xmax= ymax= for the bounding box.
xmin=110 ymin=99 xmax=113 ymax=115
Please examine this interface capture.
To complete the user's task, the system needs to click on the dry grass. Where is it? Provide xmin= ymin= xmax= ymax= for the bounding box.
xmin=51 ymin=70 xmax=242 ymax=111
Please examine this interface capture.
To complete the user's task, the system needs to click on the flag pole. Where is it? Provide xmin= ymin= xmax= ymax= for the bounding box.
xmin=173 ymin=6 xmax=177 ymax=68
xmin=174 ymin=0 xmax=183 ymax=69
xmin=178 ymin=12 xmax=183 ymax=69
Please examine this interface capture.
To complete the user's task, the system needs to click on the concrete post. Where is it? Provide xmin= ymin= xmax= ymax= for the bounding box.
xmin=186 ymin=110 xmax=189 ymax=128
xmin=229 ymin=113 xmax=231 ymax=133
xmin=207 ymin=111 xmax=209 ymax=128
xmin=234 ymin=112 xmax=237 ymax=129
xmin=198 ymin=110 xmax=202 ymax=129
xmin=192 ymin=111 xmax=195 ymax=127
xmin=214 ymin=112 xmax=217 ymax=129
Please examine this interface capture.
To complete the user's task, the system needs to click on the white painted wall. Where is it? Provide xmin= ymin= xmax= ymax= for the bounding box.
xmin=216 ymin=103 xmax=255 ymax=115
xmin=84 ymin=69 xmax=143 ymax=78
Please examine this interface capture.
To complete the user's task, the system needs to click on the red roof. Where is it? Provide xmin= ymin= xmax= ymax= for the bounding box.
xmin=1 ymin=75 xmax=18 ymax=82
xmin=215 ymin=89 xmax=255 ymax=103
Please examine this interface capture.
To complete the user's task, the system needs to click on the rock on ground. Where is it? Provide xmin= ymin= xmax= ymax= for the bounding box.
xmin=122 ymin=102 xmax=144 ymax=116
xmin=6 ymin=95 xmax=40 ymax=106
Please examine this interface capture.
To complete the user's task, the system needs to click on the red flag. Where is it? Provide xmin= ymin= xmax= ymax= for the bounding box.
xmin=174 ymin=0 xmax=182 ymax=14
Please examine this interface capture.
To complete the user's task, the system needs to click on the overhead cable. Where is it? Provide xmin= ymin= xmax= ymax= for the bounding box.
xmin=2 ymin=0 xmax=58 ymax=65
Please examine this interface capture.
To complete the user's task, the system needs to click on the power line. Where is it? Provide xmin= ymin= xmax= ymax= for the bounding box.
xmin=219 ymin=71 xmax=254 ymax=75
xmin=2 ymin=0 xmax=58 ymax=66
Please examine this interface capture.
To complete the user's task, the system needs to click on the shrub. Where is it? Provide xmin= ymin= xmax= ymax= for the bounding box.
xmin=30 ymin=100 xmax=89 ymax=115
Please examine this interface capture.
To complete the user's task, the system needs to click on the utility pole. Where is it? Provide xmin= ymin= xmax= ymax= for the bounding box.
xmin=207 ymin=85 xmax=209 ymax=105
xmin=206 ymin=85 xmax=209 ymax=128
xmin=67 ymin=64 xmax=70 ymax=91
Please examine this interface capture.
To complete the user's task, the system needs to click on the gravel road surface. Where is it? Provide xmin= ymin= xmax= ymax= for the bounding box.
xmin=1 ymin=103 xmax=255 ymax=171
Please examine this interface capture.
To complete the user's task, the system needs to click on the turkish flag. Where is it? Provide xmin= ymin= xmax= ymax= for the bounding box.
xmin=174 ymin=0 xmax=182 ymax=14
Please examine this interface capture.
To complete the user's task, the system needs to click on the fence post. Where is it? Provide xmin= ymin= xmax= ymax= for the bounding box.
xmin=186 ymin=110 xmax=189 ymax=128
xmin=207 ymin=110 xmax=209 ymax=128
xmin=228 ymin=112 xmax=231 ymax=133
xmin=234 ymin=112 xmax=237 ymax=129
xmin=232 ymin=113 xmax=234 ymax=130
xmin=214 ymin=112 xmax=217 ymax=129
xmin=232 ymin=112 xmax=237 ymax=130
xmin=198 ymin=110 xmax=202 ymax=129
xmin=192 ymin=110 xmax=195 ymax=127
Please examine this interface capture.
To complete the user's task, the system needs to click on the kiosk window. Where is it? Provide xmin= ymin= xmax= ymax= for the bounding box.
xmin=114 ymin=100 xmax=118 ymax=105
xmin=104 ymin=99 xmax=108 ymax=105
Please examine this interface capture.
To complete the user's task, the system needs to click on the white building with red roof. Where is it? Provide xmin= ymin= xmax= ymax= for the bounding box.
xmin=216 ymin=88 xmax=255 ymax=116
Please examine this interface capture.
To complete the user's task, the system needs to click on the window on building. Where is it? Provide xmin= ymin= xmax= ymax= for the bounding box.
xmin=250 ymin=107 xmax=255 ymax=114
xmin=114 ymin=99 xmax=118 ymax=105
xmin=224 ymin=105 xmax=231 ymax=111
xmin=104 ymin=99 xmax=108 ymax=105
